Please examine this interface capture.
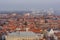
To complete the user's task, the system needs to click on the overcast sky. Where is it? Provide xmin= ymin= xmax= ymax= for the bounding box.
xmin=0 ymin=0 xmax=60 ymax=11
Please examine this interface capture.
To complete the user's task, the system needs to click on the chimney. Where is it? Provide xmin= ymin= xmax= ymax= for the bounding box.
xmin=26 ymin=28 xmax=29 ymax=32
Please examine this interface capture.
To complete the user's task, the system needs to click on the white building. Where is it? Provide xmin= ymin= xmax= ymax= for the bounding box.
xmin=5 ymin=31 xmax=39 ymax=40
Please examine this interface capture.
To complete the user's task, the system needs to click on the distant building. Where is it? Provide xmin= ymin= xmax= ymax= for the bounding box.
xmin=24 ymin=13 xmax=30 ymax=16
xmin=5 ymin=31 xmax=39 ymax=40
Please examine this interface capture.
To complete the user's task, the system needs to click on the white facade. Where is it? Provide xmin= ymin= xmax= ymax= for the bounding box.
xmin=5 ymin=32 xmax=39 ymax=40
